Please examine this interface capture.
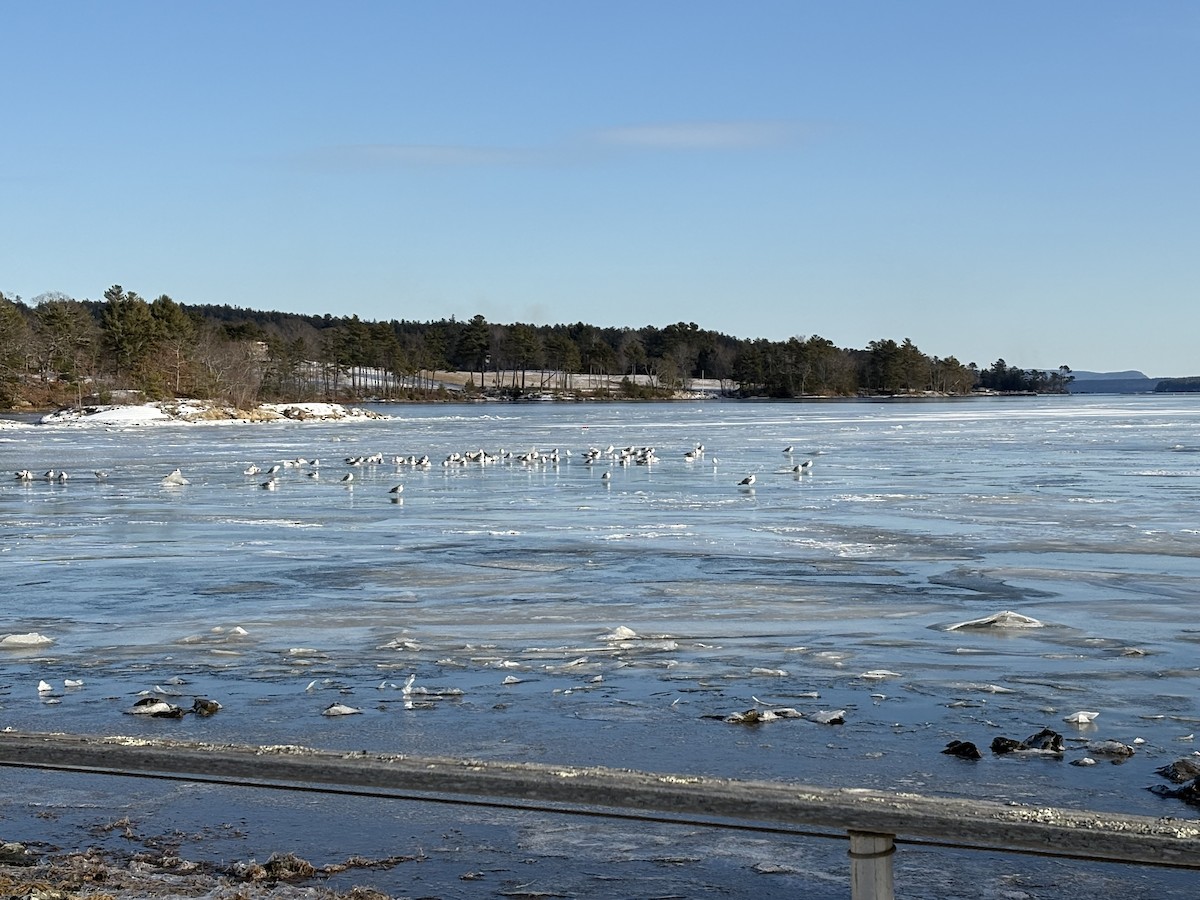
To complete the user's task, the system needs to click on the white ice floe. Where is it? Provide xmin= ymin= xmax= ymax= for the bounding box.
xmin=859 ymin=669 xmax=902 ymax=680
xmin=591 ymin=626 xmax=678 ymax=652
xmin=126 ymin=698 xmax=182 ymax=717
xmin=751 ymin=667 xmax=789 ymax=677
xmin=377 ymin=638 xmax=422 ymax=652
xmin=1063 ymin=710 xmax=1101 ymax=725
xmin=955 ymin=682 xmax=1016 ymax=694
xmin=600 ymin=626 xmax=639 ymax=641
xmin=1 ymin=632 xmax=54 ymax=648
xmin=322 ymin=703 xmax=362 ymax=716
xmin=945 ymin=610 xmax=1045 ymax=631
xmin=401 ymin=673 xmax=464 ymax=699
xmin=725 ymin=708 xmax=802 ymax=724
xmin=809 ymin=709 xmax=847 ymax=725
xmin=37 ymin=680 xmax=53 ymax=693
xmin=64 ymin=679 xmax=84 ymax=688
xmin=613 ymin=639 xmax=678 ymax=652
xmin=759 ymin=708 xmax=803 ymax=721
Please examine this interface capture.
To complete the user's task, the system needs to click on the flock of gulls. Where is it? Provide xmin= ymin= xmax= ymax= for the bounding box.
xmin=12 ymin=444 xmax=816 ymax=497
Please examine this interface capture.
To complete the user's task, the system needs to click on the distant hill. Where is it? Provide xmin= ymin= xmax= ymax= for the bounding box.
xmin=1030 ymin=370 xmax=1200 ymax=394
xmin=1069 ymin=370 xmax=1150 ymax=381
xmin=1065 ymin=370 xmax=1160 ymax=394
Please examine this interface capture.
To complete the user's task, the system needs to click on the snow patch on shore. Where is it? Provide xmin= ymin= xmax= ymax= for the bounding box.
xmin=37 ymin=401 xmax=390 ymax=427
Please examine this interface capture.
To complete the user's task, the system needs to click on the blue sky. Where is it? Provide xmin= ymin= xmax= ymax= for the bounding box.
xmin=3 ymin=2 xmax=1197 ymax=375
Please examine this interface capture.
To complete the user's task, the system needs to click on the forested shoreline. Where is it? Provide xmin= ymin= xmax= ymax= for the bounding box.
xmin=0 ymin=286 xmax=1073 ymax=410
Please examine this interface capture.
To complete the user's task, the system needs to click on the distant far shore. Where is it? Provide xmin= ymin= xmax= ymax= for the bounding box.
xmin=1 ymin=368 xmax=1122 ymax=423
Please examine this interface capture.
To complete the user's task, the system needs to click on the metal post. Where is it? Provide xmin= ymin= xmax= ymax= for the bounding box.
xmin=849 ymin=830 xmax=895 ymax=900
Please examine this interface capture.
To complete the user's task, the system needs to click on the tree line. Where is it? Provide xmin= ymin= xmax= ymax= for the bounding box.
xmin=0 ymin=286 xmax=1073 ymax=409
xmin=1155 ymin=377 xmax=1200 ymax=392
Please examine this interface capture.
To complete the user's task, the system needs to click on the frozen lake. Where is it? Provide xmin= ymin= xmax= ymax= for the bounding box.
xmin=2 ymin=395 xmax=1199 ymax=897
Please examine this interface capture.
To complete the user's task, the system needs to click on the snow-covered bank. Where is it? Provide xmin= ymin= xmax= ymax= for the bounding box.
xmin=36 ymin=401 xmax=390 ymax=427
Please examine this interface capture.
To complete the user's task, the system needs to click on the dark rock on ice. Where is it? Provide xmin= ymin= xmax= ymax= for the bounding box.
xmin=0 ymin=841 xmax=38 ymax=866
xmin=991 ymin=728 xmax=1064 ymax=755
xmin=942 ymin=740 xmax=982 ymax=760
xmin=1155 ymin=758 xmax=1200 ymax=783
xmin=1086 ymin=739 xmax=1135 ymax=761
xmin=192 ymin=697 xmax=222 ymax=716
xmin=990 ymin=736 xmax=1023 ymax=754
xmin=720 ymin=709 xmax=764 ymax=725
xmin=1020 ymin=728 xmax=1065 ymax=753
xmin=1148 ymin=778 xmax=1200 ymax=807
